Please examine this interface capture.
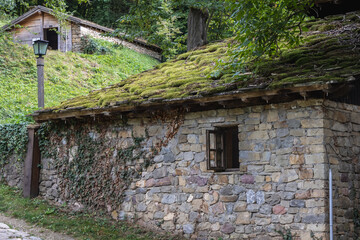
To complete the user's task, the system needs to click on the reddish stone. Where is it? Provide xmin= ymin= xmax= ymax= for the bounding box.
xmin=211 ymin=202 xmax=225 ymax=214
xmin=241 ymin=175 xmax=254 ymax=184
xmin=145 ymin=178 xmax=156 ymax=187
xmin=299 ymin=169 xmax=313 ymax=179
xmin=295 ymin=190 xmax=311 ymax=199
xmin=155 ymin=177 xmax=171 ymax=186
xmin=187 ymin=175 xmax=208 ymax=186
xmin=341 ymin=173 xmax=349 ymax=182
xmin=273 ymin=205 xmax=287 ymax=215
xmin=220 ymin=222 xmax=235 ymax=234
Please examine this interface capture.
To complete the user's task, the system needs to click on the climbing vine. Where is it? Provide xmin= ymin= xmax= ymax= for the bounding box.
xmin=37 ymin=109 xmax=184 ymax=211
xmin=0 ymin=123 xmax=28 ymax=166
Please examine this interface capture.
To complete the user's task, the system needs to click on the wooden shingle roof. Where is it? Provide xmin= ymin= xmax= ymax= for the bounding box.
xmin=33 ymin=11 xmax=360 ymax=122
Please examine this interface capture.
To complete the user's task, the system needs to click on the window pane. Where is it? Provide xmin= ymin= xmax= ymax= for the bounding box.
xmin=209 ymin=151 xmax=216 ymax=167
xmin=210 ymin=132 xmax=215 ymax=149
xmin=216 ymin=134 xmax=223 ymax=150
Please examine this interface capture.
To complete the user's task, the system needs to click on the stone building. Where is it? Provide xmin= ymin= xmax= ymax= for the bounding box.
xmin=1 ymin=5 xmax=162 ymax=59
xmin=2 ymin=10 xmax=360 ymax=240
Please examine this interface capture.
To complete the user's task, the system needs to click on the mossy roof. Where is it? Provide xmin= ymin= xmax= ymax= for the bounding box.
xmin=35 ymin=11 xmax=360 ymax=119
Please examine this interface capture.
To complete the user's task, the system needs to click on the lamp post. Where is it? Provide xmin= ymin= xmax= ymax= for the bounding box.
xmin=32 ymin=39 xmax=49 ymax=108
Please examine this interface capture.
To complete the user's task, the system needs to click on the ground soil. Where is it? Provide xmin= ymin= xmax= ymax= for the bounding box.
xmin=0 ymin=213 xmax=74 ymax=240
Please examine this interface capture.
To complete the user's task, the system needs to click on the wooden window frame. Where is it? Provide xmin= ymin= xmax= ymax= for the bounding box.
xmin=206 ymin=126 xmax=239 ymax=172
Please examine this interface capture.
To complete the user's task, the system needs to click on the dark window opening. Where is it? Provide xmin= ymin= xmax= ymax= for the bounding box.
xmin=331 ymin=79 xmax=360 ymax=106
xmin=206 ymin=126 xmax=239 ymax=171
xmin=44 ymin=28 xmax=58 ymax=50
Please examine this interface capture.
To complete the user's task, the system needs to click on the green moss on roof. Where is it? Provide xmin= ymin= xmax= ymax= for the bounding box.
xmin=53 ymin=11 xmax=360 ymax=111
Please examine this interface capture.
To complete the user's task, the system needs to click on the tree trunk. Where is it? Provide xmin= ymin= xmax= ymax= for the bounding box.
xmin=187 ymin=7 xmax=209 ymax=52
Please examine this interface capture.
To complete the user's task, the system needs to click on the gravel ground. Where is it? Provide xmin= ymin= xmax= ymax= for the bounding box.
xmin=0 ymin=214 xmax=74 ymax=240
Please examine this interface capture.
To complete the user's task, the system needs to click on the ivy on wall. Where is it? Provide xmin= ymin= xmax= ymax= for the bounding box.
xmin=37 ymin=109 xmax=184 ymax=211
xmin=0 ymin=123 xmax=28 ymax=166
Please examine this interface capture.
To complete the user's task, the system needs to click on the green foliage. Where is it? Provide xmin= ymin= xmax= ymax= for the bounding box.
xmin=115 ymin=0 xmax=233 ymax=59
xmin=38 ymin=120 xmax=152 ymax=210
xmin=310 ymin=231 xmax=323 ymax=240
xmin=224 ymin=0 xmax=313 ymax=74
xmin=81 ymin=35 xmax=112 ymax=55
xmin=0 ymin=183 xmax=180 ymax=240
xmin=0 ymin=123 xmax=28 ymax=166
xmin=276 ymin=228 xmax=294 ymax=240
xmin=354 ymin=208 xmax=360 ymax=228
xmin=0 ymin=31 xmax=158 ymax=124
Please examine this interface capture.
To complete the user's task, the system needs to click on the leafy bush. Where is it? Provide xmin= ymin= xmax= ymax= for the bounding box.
xmin=81 ymin=35 xmax=112 ymax=55
xmin=0 ymin=123 xmax=28 ymax=165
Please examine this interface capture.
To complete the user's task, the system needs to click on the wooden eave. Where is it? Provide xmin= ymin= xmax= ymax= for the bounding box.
xmin=31 ymin=80 xmax=352 ymax=122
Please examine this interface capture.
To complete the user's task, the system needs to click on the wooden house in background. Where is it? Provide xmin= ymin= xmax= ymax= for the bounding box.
xmin=1 ymin=5 xmax=162 ymax=59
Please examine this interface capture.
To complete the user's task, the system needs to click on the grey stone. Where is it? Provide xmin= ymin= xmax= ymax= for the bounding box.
xmin=247 ymin=204 xmax=260 ymax=213
xmin=246 ymin=190 xmax=256 ymax=204
xmin=119 ymin=211 xmax=126 ymax=220
xmin=189 ymin=211 xmax=199 ymax=222
xmin=256 ymin=191 xmax=265 ymax=205
xmin=177 ymin=193 xmax=188 ymax=203
xmin=302 ymin=214 xmax=326 ymax=223
xmin=153 ymin=167 xmax=167 ymax=179
xmin=225 ymin=203 xmax=234 ymax=214
xmin=194 ymin=152 xmax=205 ymax=162
xmin=290 ymin=200 xmax=305 ymax=208
xmin=259 ymin=204 xmax=272 ymax=215
xmin=220 ymin=186 xmax=234 ymax=195
xmin=183 ymin=224 xmax=195 ymax=234
xmin=288 ymin=119 xmax=300 ymax=128
xmin=281 ymin=192 xmax=295 ymax=200
xmin=136 ymin=188 xmax=147 ymax=194
xmin=164 ymin=153 xmax=175 ymax=163
xmin=233 ymin=185 xmax=246 ymax=194
xmin=154 ymin=211 xmax=165 ymax=219
xmin=184 ymin=152 xmax=194 ymax=161
xmin=276 ymin=128 xmax=289 ymax=138
xmin=161 ymin=194 xmax=176 ymax=204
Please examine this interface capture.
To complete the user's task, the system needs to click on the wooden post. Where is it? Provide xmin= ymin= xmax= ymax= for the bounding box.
xmin=37 ymin=57 xmax=44 ymax=108
xmin=23 ymin=125 xmax=41 ymax=198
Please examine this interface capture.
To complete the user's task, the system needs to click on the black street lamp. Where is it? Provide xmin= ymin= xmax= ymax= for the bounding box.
xmin=32 ymin=39 xmax=49 ymax=108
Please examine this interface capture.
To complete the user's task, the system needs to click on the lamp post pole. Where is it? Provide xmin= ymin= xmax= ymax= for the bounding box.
xmin=37 ymin=56 xmax=45 ymax=108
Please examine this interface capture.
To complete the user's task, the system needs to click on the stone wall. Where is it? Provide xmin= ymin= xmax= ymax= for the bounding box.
xmin=37 ymin=99 xmax=341 ymax=239
xmin=0 ymin=155 xmax=23 ymax=188
xmin=70 ymin=23 xmax=161 ymax=60
xmin=324 ymin=101 xmax=360 ymax=240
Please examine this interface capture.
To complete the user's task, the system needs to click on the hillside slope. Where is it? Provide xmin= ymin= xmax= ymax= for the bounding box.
xmin=0 ymin=34 xmax=159 ymax=123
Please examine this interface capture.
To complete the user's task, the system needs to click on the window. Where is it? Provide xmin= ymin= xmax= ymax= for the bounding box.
xmin=206 ymin=126 xmax=239 ymax=171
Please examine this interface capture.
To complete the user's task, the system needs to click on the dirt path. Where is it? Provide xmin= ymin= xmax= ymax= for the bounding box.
xmin=0 ymin=214 xmax=74 ymax=240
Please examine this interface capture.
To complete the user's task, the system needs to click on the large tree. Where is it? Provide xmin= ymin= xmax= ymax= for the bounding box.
xmin=224 ymin=0 xmax=313 ymax=74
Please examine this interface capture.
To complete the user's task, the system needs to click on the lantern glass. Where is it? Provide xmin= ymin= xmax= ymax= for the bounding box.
xmin=33 ymin=40 xmax=49 ymax=56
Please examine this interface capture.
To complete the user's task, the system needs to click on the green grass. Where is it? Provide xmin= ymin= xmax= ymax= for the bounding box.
xmin=0 ymin=33 xmax=159 ymax=124
xmin=0 ymin=184 xmax=180 ymax=240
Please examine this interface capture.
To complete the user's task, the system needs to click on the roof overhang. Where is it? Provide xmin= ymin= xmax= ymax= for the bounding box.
xmin=31 ymin=80 xmax=354 ymax=122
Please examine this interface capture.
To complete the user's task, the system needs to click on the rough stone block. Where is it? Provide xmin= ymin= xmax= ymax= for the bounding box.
xmin=290 ymin=154 xmax=304 ymax=165
xmin=248 ymin=131 xmax=269 ymax=140
xmin=235 ymin=212 xmax=251 ymax=224
xmin=161 ymin=194 xmax=176 ymax=204
xmin=273 ymin=205 xmax=287 ymax=215
xmin=279 ymin=169 xmax=298 ymax=183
